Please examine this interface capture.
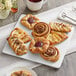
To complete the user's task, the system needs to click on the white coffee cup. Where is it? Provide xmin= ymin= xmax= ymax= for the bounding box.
xmin=26 ymin=0 xmax=47 ymax=11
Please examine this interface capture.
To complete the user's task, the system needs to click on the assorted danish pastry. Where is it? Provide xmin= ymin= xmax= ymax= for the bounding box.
xmin=49 ymin=22 xmax=72 ymax=32
xmin=10 ymin=28 xmax=32 ymax=43
xmin=47 ymin=31 xmax=68 ymax=45
xmin=20 ymin=14 xmax=39 ymax=30
xmin=11 ymin=70 xmax=32 ymax=76
xmin=40 ymin=46 xmax=60 ymax=62
xmin=7 ymin=27 xmax=32 ymax=55
xmin=7 ymin=36 xmax=28 ymax=55
xmin=32 ymin=22 xmax=50 ymax=38
xmin=29 ymin=37 xmax=49 ymax=53
xmin=7 ymin=14 xmax=72 ymax=63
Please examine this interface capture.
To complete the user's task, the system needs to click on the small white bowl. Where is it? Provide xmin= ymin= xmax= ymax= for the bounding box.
xmin=6 ymin=66 xmax=37 ymax=76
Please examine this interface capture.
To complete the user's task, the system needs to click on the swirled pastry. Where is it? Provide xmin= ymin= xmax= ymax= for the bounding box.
xmin=20 ymin=14 xmax=39 ymax=30
xmin=7 ymin=36 xmax=27 ymax=55
xmin=29 ymin=37 xmax=49 ymax=53
xmin=40 ymin=46 xmax=60 ymax=62
xmin=47 ymin=31 xmax=68 ymax=45
xmin=49 ymin=22 xmax=72 ymax=32
xmin=11 ymin=70 xmax=32 ymax=76
xmin=32 ymin=22 xmax=50 ymax=38
xmin=11 ymin=28 xmax=32 ymax=43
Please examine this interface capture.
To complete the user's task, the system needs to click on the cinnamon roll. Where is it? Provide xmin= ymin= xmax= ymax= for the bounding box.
xmin=20 ymin=14 xmax=39 ymax=30
xmin=40 ymin=46 xmax=60 ymax=62
xmin=32 ymin=22 xmax=50 ymax=38
xmin=29 ymin=37 xmax=49 ymax=53
xmin=49 ymin=22 xmax=72 ymax=32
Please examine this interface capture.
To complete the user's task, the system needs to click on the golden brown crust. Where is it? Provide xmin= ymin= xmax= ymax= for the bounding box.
xmin=11 ymin=70 xmax=32 ymax=76
xmin=8 ymin=36 xmax=28 ymax=55
xmin=20 ymin=14 xmax=39 ymax=30
xmin=49 ymin=22 xmax=72 ymax=32
xmin=10 ymin=28 xmax=32 ymax=43
xmin=29 ymin=37 xmax=49 ymax=53
xmin=40 ymin=46 xmax=60 ymax=62
xmin=32 ymin=22 xmax=50 ymax=38
xmin=47 ymin=31 xmax=68 ymax=45
xmin=7 ymin=27 xmax=31 ymax=55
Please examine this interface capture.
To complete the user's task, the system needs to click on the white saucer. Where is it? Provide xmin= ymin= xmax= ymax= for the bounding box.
xmin=6 ymin=66 xmax=37 ymax=76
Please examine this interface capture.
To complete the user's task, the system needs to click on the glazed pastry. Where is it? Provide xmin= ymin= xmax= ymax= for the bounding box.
xmin=49 ymin=22 xmax=72 ymax=32
xmin=20 ymin=14 xmax=39 ymax=30
xmin=11 ymin=70 xmax=32 ymax=76
xmin=7 ymin=36 xmax=27 ymax=55
xmin=40 ymin=46 xmax=60 ymax=62
xmin=32 ymin=22 xmax=50 ymax=38
xmin=10 ymin=28 xmax=32 ymax=43
xmin=29 ymin=37 xmax=49 ymax=53
xmin=47 ymin=31 xmax=68 ymax=45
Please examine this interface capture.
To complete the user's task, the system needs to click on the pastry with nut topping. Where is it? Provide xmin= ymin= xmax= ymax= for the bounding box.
xmin=32 ymin=22 xmax=50 ymax=38
xmin=40 ymin=46 xmax=60 ymax=62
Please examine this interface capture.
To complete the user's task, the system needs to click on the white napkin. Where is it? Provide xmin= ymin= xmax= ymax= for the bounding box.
xmin=58 ymin=8 xmax=76 ymax=25
xmin=57 ymin=7 xmax=76 ymax=54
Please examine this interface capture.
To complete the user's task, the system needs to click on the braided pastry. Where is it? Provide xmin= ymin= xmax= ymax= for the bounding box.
xmin=47 ymin=31 xmax=68 ymax=45
xmin=10 ymin=28 xmax=32 ymax=43
xmin=49 ymin=22 xmax=72 ymax=32
xmin=7 ymin=36 xmax=27 ymax=55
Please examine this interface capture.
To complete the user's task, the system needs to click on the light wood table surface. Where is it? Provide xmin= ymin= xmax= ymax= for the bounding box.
xmin=0 ymin=0 xmax=76 ymax=76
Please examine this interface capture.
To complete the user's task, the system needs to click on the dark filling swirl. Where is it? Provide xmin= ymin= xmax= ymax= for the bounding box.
xmin=34 ymin=23 xmax=47 ymax=34
xmin=44 ymin=47 xmax=56 ymax=56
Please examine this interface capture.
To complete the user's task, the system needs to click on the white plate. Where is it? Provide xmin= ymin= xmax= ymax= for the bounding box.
xmin=2 ymin=12 xmax=74 ymax=68
xmin=0 ymin=61 xmax=38 ymax=76
xmin=6 ymin=66 xmax=37 ymax=76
